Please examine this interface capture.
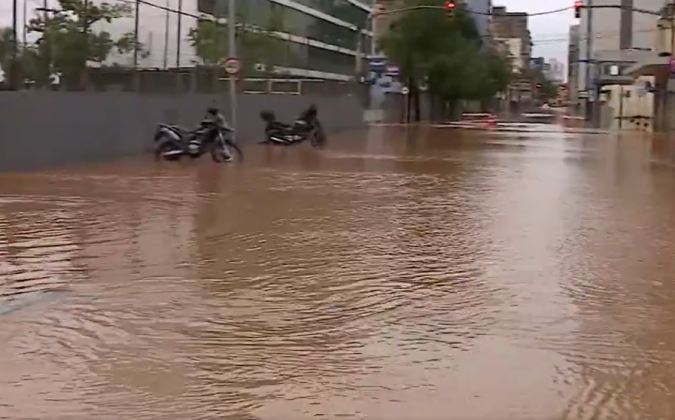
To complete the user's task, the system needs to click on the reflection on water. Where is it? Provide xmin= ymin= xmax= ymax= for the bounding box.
xmin=2 ymin=128 xmax=675 ymax=419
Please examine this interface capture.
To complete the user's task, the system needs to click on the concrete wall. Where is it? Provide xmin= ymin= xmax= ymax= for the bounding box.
xmin=0 ymin=92 xmax=365 ymax=172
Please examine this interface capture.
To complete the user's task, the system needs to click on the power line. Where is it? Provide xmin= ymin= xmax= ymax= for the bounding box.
xmin=532 ymin=26 xmax=662 ymax=45
xmin=73 ymin=1 xmax=667 ymax=47
xmin=472 ymin=6 xmax=573 ymax=16
xmin=119 ymin=0 xmax=574 ymax=21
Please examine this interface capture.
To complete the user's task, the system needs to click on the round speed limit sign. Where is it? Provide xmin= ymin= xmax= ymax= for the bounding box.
xmin=223 ymin=57 xmax=240 ymax=75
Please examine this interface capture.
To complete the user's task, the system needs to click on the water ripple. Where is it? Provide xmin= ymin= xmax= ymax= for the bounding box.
xmin=2 ymin=128 xmax=675 ymax=419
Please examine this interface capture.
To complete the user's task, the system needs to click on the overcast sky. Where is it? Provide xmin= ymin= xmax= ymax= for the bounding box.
xmin=499 ymin=0 xmax=576 ymax=64
xmin=0 ymin=0 xmax=576 ymax=64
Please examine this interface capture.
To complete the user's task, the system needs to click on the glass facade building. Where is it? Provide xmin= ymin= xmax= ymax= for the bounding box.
xmin=197 ymin=0 xmax=373 ymax=79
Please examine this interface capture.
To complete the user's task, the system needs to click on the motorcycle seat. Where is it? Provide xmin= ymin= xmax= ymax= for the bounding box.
xmin=160 ymin=123 xmax=192 ymax=135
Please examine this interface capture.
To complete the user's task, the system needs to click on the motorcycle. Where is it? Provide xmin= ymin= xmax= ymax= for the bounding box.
xmin=260 ymin=106 xmax=327 ymax=148
xmin=153 ymin=119 xmax=242 ymax=162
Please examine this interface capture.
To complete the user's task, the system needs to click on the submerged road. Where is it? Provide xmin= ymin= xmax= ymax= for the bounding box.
xmin=1 ymin=125 xmax=675 ymax=419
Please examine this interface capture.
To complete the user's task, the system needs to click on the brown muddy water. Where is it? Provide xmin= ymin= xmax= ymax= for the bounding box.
xmin=2 ymin=126 xmax=675 ymax=420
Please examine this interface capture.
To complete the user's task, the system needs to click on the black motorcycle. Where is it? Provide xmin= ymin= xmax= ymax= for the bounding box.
xmin=260 ymin=106 xmax=327 ymax=148
xmin=153 ymin=119 xmax=242 ymax=162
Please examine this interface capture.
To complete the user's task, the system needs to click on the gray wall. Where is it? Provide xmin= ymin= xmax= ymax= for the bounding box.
xmin=0 ymin=92 xmax=365 ymax=172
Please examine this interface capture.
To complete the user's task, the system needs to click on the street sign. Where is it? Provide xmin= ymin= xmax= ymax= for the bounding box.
xmin=223 ymin=57 xmax=240 ymax=75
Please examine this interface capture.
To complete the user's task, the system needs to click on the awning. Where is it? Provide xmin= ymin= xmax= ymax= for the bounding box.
xmin=625 ymin=55 xmax=670 ymax=77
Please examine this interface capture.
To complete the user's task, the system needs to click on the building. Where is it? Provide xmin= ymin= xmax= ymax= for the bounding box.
xmin=576 ymin=0 xmax=664 ymax=98
xmin=491 ymin=6 xmax=532 ymax=70
xmin=530 ymin=56 xmax=544 ymax=72
xmin=491 ymin=6 xmax=533 ymax=104
xmin=99 ymin=0 xmax=374 ymax=81
xmin=466 ymin=0 xmax=493 ymax=38
xmin=568 ymin=24 xmax=580 ymax=105
xmin=500 ymin=39 xmax=526 ymax=71
xmin=545 ymin=58 xmax=565 ymax=82
xmin=626 ymin=2 xmax=675 ymax=132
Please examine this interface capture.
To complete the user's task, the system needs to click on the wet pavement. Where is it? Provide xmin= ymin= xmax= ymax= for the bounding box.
xmin=2 ymin=125 xmax=675 ymax=419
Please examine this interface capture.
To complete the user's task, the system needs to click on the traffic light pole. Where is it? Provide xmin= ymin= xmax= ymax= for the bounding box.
xmin=585 ymin=0 xmax=593 ymax=122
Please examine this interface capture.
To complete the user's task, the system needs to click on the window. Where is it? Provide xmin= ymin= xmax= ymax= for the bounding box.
xmin=239 ymin=1 xmax=359 ymax=50
xmin=197 ymin=0 xmax=215 ymax=15
xmin=288 ymin=0 xmax=369 ymax=28
xmin=197 ymin=0 xmax=227 ymax=16
xmin=196 ymin=0 xmax=360 ymax=76
xmin=200 ymin=0 xmax=362 ymax=51
xmin=283 ymin=40 xmax=356 ymax=75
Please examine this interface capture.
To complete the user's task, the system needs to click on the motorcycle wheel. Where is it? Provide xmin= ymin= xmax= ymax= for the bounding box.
xmin=310 ymin=123 xmax=327 ymax=149
xmin=155 ymin=140 xmax=182 ymax=161
xmin=187 ymin=142 xmax=201 ymax=159
xmin=211 ymin=139 xmax=243 ymax=162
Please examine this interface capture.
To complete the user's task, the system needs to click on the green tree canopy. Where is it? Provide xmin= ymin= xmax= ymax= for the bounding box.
xmin=187 ymin=10 xmax=293 ymax=74
xmin=532 ymin=69 xmax=559 ymax=102
xmin=379 ymin=0 xmax=511 ymax=117
xmin=27 ymin=0 xmax=145 ymax=84
xmin=0 ymin=28 xmax=15 ymax=80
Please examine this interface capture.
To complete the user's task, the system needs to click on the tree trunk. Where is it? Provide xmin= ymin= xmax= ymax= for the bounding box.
xmin=447 ymin=99 xmax=459 ymax=121
xmin=413 ymin=84 xmax=421 ymax=122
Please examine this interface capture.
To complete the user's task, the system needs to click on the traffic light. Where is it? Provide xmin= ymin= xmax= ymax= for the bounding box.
xmin=574 ymin=0 xmax=582 ymax=18
xmin=445 ymin=1 xmax=455 ymax=19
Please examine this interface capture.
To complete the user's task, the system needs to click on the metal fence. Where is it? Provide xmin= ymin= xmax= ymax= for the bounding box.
xmin=2 ymin=0 xmax=362 ymax=96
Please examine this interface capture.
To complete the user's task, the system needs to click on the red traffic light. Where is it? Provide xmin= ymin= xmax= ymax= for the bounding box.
xmin=574 ymin=0 xmax=582 ymax=18
xmin=574 ymin=0 xmax=582 ymax=6
xmin=445 ymin=1 xmax=455 ymax=8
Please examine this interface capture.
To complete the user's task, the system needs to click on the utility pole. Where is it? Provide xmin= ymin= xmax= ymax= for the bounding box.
xmin=163 ymin=0 xmax=169 ymax=69
xmin=23 ymin=0 xmax=27 ymax=46
xmin=228 ymin=0 xmax=237 ymax=142
xmin=133 ymin=0 xmax=140 ymax=69
xmin=176 ymin=0 xmax=182 ymax=68
xmin=81 ymin=0 xmax=90 ymax=89
xmin=43 ymin=0 xmax=50 ymax=79
xmin=132 ymin=0 xmax=140 ymax=91
xmin=10 ymin=0 xmax=19 ymax=89
xmin=585 ymin=0 xmax=593 ymax=122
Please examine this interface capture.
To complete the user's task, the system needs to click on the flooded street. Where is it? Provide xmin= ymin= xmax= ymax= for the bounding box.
xmin=3 ymin=125 xmax=675 ymax=419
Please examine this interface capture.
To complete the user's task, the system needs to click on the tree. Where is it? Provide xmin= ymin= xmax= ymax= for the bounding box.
xmin=187 ymin=20 xmax=228 ymax=66
xmin=379 ymin=0 xmax=511 ymax=120
xmin=187 ymin=10 xmax=293 ymax=74
xmin=532 ymin=70 xmax=558 ymax=102
xmin=0 ymin=28 xmax=15 ymax=81
xmin=0 ymin=28 xmax=43 ymax=87
xmin=27 ymin=0 xmax=145 ymax=85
